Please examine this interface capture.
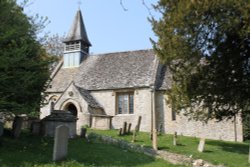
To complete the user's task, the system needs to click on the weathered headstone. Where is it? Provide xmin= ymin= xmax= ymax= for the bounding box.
xmin=80 ymin=127 xmax=87 ymax=138
xmin=198 ymin=138 xmax=206 ymax=152
xmin=132 ymin=116 xmax=142 ymax=142
xmin=248 ymin=145 xmax=250 ymax=164
xmin=31 ymin=121 xmax=42 ymax=135
xmin=152 ymin=128 xmax=158 ymax=150
xmin=132 ymin=125 xmax=138 ymax=142
xmin=127 ymin=123 xmax=132 ymax=134
xmin=173 ymin=131 xmax=177 ymax=146
xmin=121 ymin=122 xmax=127 ymax=135
xmin=118 ymin=128 xmax=122 ymax=136
xmin=136 ymin=116 xmax=142 ymax=132
xmin=0 ymin=121 xmax=3 ymax=137
xmin=53 ymin=125 xmax=69 ymax=162
xmin=12 ymin=116 xmax=23 ymax=138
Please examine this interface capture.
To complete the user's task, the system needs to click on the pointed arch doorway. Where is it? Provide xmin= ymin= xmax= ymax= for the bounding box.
xmin=64 ymin=103 xmax=78 ymax=117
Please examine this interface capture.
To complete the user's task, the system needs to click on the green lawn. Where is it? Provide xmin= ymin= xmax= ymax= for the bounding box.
xmin=89 ymin=129 xmax=250 ymax=167
xmin=0 ymin=131 xmax=184 ymax=167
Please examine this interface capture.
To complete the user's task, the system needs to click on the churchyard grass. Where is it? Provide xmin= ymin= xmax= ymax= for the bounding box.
xmin=89 ymin=129 xmax=250 ymax=167
xmin=0 ymin=130 xmax=184 ymax=167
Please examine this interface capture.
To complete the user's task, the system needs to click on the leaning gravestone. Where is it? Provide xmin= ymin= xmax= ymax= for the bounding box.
xmin=127 ymin=123 xmax=132 ymax=134
xmin=136 ymin=116 xmax=142 ymax=132
xmin=198 ymin=138 xmax=206 ymax=152
xmin=132 ymin=116 xmax=142 ymax=142
xmin=121 ymin=122 xmax=127 ymax=135
xmin=118 ymin=128 xmax=122 ymax=136
xmin=53 ymin=125 xmax=69 ymax=162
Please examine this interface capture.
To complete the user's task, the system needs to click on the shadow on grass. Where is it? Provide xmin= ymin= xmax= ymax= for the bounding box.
xmin=203 ymin=150 xmax=213 ymax=153
xmin=0 ymin=132 xmax=166 ymax=167
xmin=158 ymin=146 xmax=169 ymax=150
xmin=207 ymin=140 xmax=249 ymax=155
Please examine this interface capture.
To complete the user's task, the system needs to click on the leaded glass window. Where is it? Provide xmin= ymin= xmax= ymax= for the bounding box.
xmin=116 ymin=92 xmax=134 ymax=114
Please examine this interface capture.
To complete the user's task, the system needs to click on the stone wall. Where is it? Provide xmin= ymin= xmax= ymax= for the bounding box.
xmin=91 ymin=89 xmax=152 ymax=132
xmin=91 ymin=115 xmax=112 ymax=130
xmin=155 ymin=91 xmax=243 ymax=142
xmin=40 ymin=88 xmax=243 ymax=141
xmin=40 ymin=93 xmax=61 ymax=119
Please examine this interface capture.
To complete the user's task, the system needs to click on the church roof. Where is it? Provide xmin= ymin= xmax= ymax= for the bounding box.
xmin=75 ymin=86 xmax=103 ymax=108
xmin=47 ymin=49 xmax=171 ymax=92
xmin=48 ymin=67 xmax=78 ymax=92
xmin=63 ymin=10 xmax=91 ymax=46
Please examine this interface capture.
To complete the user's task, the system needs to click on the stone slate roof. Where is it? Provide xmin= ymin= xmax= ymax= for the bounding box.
xmin=155 ymin=64 xmax=172 ymax=90
xmin=75 ymin=86 xmax=103 ymax=108
xmin=63 ymin=10 xmax=91 ymax=46
xmin=47 ymin=67 xmax=79 ymax=92
xmin=47 ymin=49 xmax=171 ymax=92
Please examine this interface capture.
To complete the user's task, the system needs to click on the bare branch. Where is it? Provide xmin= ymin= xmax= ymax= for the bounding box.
xmin=120 ymin=0 xmax=128 ymax=11
xmin=141 ymin=0 xmax=153 ymax=17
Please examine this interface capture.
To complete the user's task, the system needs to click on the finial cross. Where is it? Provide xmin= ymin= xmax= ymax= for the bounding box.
xmin=77 ymin=0 xmax=82 ymax=9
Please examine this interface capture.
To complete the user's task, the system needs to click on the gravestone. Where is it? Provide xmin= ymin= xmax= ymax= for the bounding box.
xmin=121 ymin=122 xmax=127 ymax=135
xmin=136 ymin=116 xmax=142 ymax=132
xmin=31 ymin=121 xmax=41 ymax=135
xmin=173 ymin=131 xmax=177 ymax=146
xmin=118 ymin=128 xmax=122 ymax=136
xmin=12 ymin=116 xmax=23 ymax=138
xmin=248 ymin=145 xmax=250 ymax=164
xmin=53 ymin=125 xmax=69 ymax=162
xmin=127 ymin=123 xmax=132 ymax=134
xmin=0 ymin=121 xmax=3 ymax=136
xmin=198 ymin=138 xmax=206 ymax=152
xmin=132 ymin=116 xmax=142 ymax=142
xmin=80 ymin=127 xmax=87 ymax=138
xmin=132 ymin=125 xmax=138 ymax=142
xmin=152 ymin=129 xmax=158 ymax=150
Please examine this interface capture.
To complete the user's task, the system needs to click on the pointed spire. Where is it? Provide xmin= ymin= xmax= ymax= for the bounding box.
xmin=64 ymin=10 xmax=91 ymax=47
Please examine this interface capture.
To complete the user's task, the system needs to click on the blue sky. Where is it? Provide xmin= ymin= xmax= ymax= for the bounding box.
xmin=19 ymin=0 xmax=159 ymax=54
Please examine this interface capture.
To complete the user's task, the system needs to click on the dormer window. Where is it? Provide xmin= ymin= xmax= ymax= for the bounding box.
xmin=65 ymin=41 xmax=81 ymax=52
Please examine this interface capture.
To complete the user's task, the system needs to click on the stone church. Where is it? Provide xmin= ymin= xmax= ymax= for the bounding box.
xmin=40 ymin=9 xmax=243 ymax=142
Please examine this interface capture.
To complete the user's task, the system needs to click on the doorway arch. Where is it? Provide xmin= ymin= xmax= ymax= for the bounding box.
xmin=65 ymin=103 xmax=78 ymax=117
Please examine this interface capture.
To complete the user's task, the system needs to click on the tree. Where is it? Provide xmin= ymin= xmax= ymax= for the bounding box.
xmin=42 ymin=34 xmax=65 ymax=58
xmin=41 ymin=34 xmax=65 ymax=71
xmin=0 ymin=0 xmax=51 ymax=116
xmin=151 ymin=0 xmax=250 ymax=121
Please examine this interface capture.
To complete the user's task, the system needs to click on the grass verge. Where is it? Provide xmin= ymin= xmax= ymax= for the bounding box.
xmin=0 ymin=131 xmax=184 ymax=167
xmin=89 ymin=129 xmax=250 ymax=167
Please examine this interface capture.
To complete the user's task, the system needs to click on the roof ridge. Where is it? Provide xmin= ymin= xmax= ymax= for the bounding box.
xmin=90 ymin=49 xmax=154 ymax=57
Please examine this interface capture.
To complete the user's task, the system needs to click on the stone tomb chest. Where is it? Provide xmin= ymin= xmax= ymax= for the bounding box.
xmin=42 ymin=110 xmax=77 ymax=138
